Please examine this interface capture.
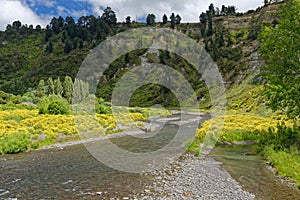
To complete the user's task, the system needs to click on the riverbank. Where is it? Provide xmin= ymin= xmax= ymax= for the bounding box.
xmin=1 ymin=111 xmax=298 ymax=199
xmin=135 ymin=153 xmax=255 ymax=199
xmin=31 ymin=111 xmax=208 ymax=152
xmin=211 ymin=145 xmax=300 ymax=200
xmin=0 ymin=106 xmax=171 ymax=154
xmin=38 ymin=113 xmax=183 ymax=150
xmin=0 ymin=112 xmax=210 ymax=199
xmin=193 ymin=113 xmax=300 ymax=188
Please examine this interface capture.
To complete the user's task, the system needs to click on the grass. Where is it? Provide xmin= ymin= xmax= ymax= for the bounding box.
xmin=192 ymin=111 xmax=300 ymax=188
xmin=185 ymin=139 xmax=202 ymax=156
xmin=219 ymin=131 xmax=260 ymax=142
xmin=0 ymin=132 xmax=30 ymax=154
xmin=0 ymin=104 xmax=37 ymax=110
xmin=263 ymin=146 xmax=300 ymax=188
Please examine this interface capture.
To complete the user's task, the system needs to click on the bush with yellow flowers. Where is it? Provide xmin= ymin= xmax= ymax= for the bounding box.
xmin=130 ymin=113 xmax=147 ymax=122
xmin=0 ymin=109 xmax=38 ymax=121
xmin=0 ymin=108 xmax=149 ymax=153
xmin=196 ymin=114 xmax=294 ymax=142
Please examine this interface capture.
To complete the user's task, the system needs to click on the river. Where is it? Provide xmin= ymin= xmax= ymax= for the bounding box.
xmin=211 ymin=145 xmax=300 ymax=200
xmin=0 ymin=114 xmax=299 ymax=199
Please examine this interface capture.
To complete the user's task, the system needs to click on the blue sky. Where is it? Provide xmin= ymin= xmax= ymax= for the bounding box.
xmin=0 ymin=0 xmax=264 ymax=30
xmin=25 ymin=0 xmax=93 ymax=19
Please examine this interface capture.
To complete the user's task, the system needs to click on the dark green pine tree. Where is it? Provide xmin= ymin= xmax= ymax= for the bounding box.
xmin=175 ymin=14 xmax=181 ymax=24
xmin=162 ymin=14 xmax=168 ymax=24
xmin=146 ymin=14 xmax=156 ymax=25
xmin=206 ymin=11 xmax=213 ymax=36
xmin=125 ymin=16 xmax=131 ymax=26
xmin=170 ymin=13 xmax=176 ymax=29
xmin=199 ymin=12 xmax=207 ymax=37
xmin=101 ymin=7 xmax=117 ymax=27
xmin=64 ymin=40 xmax=72 ymax=54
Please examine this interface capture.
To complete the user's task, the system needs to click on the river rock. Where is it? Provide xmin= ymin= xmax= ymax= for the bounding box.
xmin=135 ymin=153 xmax=255 ymax=200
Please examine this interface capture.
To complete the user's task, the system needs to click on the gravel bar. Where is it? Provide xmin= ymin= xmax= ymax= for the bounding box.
xmin=135 ymin=153 xmax=255 ymax=200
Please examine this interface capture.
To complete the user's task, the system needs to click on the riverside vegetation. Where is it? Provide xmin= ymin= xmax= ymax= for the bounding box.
xmin=0 ymin=0 xmax=299 ymax=190
xmin=189 ymin=0 xmax=300 ymax=188
xmin=0 ymin=94 xmax=169 ymax=154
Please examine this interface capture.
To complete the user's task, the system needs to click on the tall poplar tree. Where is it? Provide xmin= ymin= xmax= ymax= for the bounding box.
xmin=48 ymin=77 xmax=55 ymax=95
xmin=63 ymin=76 xmax=73 ymax=103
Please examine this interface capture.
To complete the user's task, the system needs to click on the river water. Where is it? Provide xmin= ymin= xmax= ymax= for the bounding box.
xmin=0 ymin=113 xmax=206 ymax=199
xmin=0 ymin=114 xmax=299 ymax=199
xmin=0 ymin=144 xmax=149 ymax=199
xmin=211 ymin=145 xmax=300 ymax=200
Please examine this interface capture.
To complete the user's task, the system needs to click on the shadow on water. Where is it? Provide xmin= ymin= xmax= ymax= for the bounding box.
xmin=210 ymin=145 xmax=300 ymax=200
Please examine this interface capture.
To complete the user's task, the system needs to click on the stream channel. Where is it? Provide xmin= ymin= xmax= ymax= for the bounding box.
xmin=0 ymin=113 xmax=299 ymax=199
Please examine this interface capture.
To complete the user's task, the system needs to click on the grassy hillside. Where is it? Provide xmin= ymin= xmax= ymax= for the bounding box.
xmin=0 ymin=3 xmax=281 ymax=109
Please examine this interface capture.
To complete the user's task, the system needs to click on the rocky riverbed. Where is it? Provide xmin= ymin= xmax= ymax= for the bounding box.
xmin=134 ymin=153 xmax=255 ymax=200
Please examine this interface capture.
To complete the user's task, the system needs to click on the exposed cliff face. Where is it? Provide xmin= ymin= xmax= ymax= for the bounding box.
xmin=176 ymin=3 xmax=280 ymax=111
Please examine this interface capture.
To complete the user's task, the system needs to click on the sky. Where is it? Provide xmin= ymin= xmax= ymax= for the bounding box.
xmin=0 ymin=0 xmax=264 ymax=30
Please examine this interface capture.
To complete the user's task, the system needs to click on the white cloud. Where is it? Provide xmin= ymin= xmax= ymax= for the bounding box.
xmin=0 ymin=0 xmax=48 ymax=30
xmin=86 ymin=0 xmax=263 ymax=22
xmin=26 ymin=0 xmax=56 ymax=8
xmin=56 ymin=5 xmax=88 ymax=18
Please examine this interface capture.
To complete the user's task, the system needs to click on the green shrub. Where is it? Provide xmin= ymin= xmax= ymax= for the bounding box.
xmin=0 ymin=132 xmax=30 ymax=154
xmin=30 ymin=142 xmax=40 ymax=150
xmin=21 ymin=91 xmax=41 ymax=104
xmin=47 ymin=100 xmax=68 ymax=114
xmin=0 ymin=90 xmax=10 ymax=104
xmin=0 ymin=104 xmax=36 ymax=111
xmin=96 ymin=104 xmax=111 ymax=114
xmin=95 ymin=98 xmax=112 ymax=114
xmin=38 ymin=95 xmax=70 ymax=115
xmin=38 ymin=96 xmax=50 ymax=114
xmin=248 ymin=24 xmax=262 ymax=40
xmin=8 ymin=95 xmax=22 ymax=104
xmin=259 ymin=122 xmax=300 ymax=151
xmin=0 ymin=90 xmax=22 ymax=104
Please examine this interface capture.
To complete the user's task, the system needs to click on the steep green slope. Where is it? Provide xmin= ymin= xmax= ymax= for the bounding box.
xmin=0 ymin=3 xmax=281 ymax=109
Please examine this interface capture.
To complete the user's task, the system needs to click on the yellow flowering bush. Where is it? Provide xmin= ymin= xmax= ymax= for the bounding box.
xmin=0 ymin=109 xmax=148 ymax=148
xmin=0 ymin=109 xmax=38 ymax=121
xmin=22 ymin=114 xmax=77 ymax=139
xmin=130 ymin=113 xmax=147 ymax=122
xmin=196 ymin=114 xmax=294 ymax=141
xmin=105 ymin=113 xmax=147 ymax=126
xmin=0 ymin=120 xmax=24 ymax=137
xmin=141 ymin=107 xmax=171 ymax=117
xmin=96 ymin=114 xmax=116 ymax=127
